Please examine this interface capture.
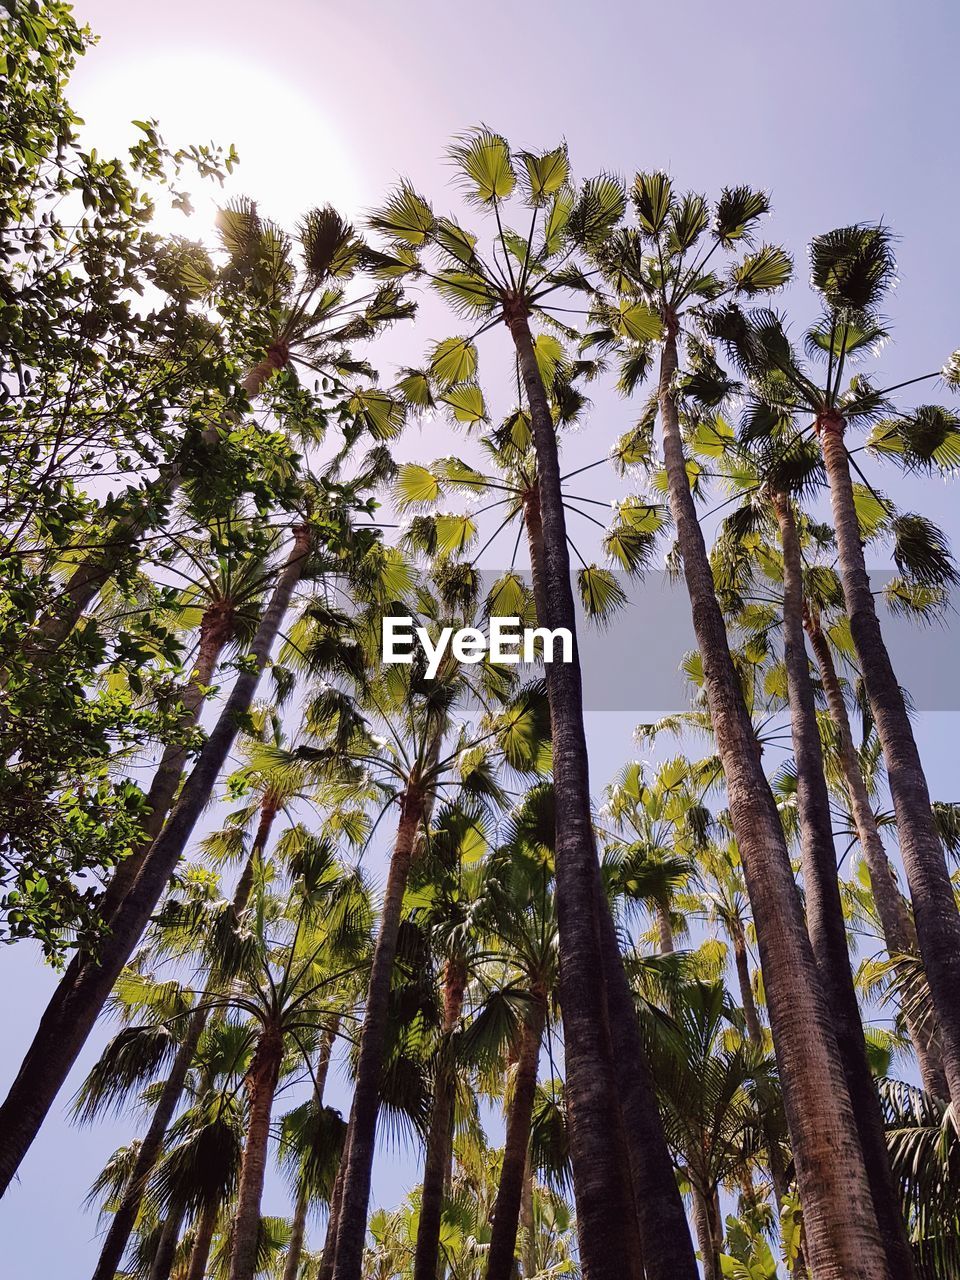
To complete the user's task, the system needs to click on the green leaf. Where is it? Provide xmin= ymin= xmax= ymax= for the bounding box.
xmin=440 ymin=383 xmax=487 ymax=424
xmin=714 ymin=186 xmax=770 ymax=244
xmin=568 ymin=175 xmax=626 ymax=249
xmin=733 ymin=245 xmax=792 ymax=295
xmin=614 ymin=300 xmax=664 ymax=343
xmin=435 ymin=513 xmax=478 ymax=555
xmin=632 ymin=171 xmax=673 ymax=235
xmin=433 ymin=270 xmax=498 ymax=318
xmin=533 ymin=333 xmax=565 ymax=385
xmin=395 ymin=464 xmax=441 ymax=509
xmin=520 ymin=145 xmax=570 ymax=205
xmin=578 ymin=566 xmax=627 ymax=618
xmin=396 ymin=368 xmax=435 ymax=410
xmin=449 ymin=129 xmax=516 ymax=203
xmin=368 ymin=182 xmax=435 ymax=247
xmin=428 ymin=336 xmax=479 ymax=390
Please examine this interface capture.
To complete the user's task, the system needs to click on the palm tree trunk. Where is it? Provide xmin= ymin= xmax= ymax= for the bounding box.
xmin=330 ymin=785 xmax=425 ymax=1280
xmin=24 ymin=353 xmax=285 ymax=655
xmin=508 ymin=308 xmax=667 ymax=1280
xmin=773 ymin=490 xmax=916 ymax=1280
xmin=185 ymin=1200 xmax=219 ymax=1280
xmin=0 ymin=525 xmax=311 ymax=1195
xmin=413 ymin=956 xmax=467 ymax=1280
xmin=519 ymin=1153 xmax=536 ymax=1280
xmin=520 ymin=472 xmax=695 ymax=1280
xmin=656 ymin=330 xmax=885 ymax=1280
xmin=818 ymin=413 xmax=960 ymax=1109
xmin=99 ymin=599 xmax=237 ymax=922
xmin=485 ymin=992 xmax=547 ymax=1280
xmin=280 ymin=1020 xmax=339 ymax=1280
xmin=804 ymin=611 xmax=949 ymax=1098
xmin=317 ymin=1140 xmax=347 ymax=1280
xmin=691 ymin=1186 xmax=719 ymax=1280
xmin=655 ymin=900 xmax=674 ymax=954
xmin=228 ymin=1024 xmax=285 ymax=1280
xmin=148 ymin=1194 xmax=187 ymax=1280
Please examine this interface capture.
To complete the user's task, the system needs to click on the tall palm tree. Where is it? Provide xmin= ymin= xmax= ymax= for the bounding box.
xmin=706 ymin=225 xmax=960 ymax=1109
xmin=643 ymin=981 xmax=774 ymax=1280
xmin=369 ymin=133 xmax=694 ymax=1280
xmin=0 ymin=520 xmax=314 ymax=1192
xmin=304 ymin=602 xmax=515 ymax=1280
xmin=588 ymin=175 xmax=888 ymax=1279
xmin=771 ymin=487 xmax=916 ymax=1279
xmin=25 ymin=200 xmax=411 ymax=655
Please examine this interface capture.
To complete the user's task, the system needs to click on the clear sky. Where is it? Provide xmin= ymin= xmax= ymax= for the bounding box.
xmin=3 ymin=2 xmax=960 ymax=1275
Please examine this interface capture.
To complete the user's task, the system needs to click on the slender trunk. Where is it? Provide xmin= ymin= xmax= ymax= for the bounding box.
xmin=519 ymin=1153 xmax=536 ymax=1280
xmin=24 ymin=352 xmax=285 ymax=655
xmin=317 ymin=1141 xmax=347 ymax=1280
xmin=0 ymin=526 xmax=310 ymax=1195
xmin=773 ymin=490 xmax=916 ymax=1280
xmin=655 ymin=900 xmax=674 ymax=954
xmin=657 ymin=331 xmax=885 ymax=1280
xmin=185 ymin=1200 xmax=219 ymax=1280
xmin=228 ymin=1025 xmax=285 ymax=1280
xmin=819 ymin=413 xmax=960 ymax=1108
xmin=805 ymin=612 xmax=949 ymax=1098
xmin=413 ymin=957 xmax=468 ymax=1280
xmin=732 ymin=924 xmax=762 ymax=1046
xmin=282 ymin=1184 xmax=310 ymax=1280
xmin=509 ymin=309 xmax=660 ymax=1280
xmin=730 ymin=921 xmax=790 ymax=1215
xmin=485 ymin=992 xmax=547 ymax=1280
xmin=148 ymin=1194 xmax=187 ymax=1280
xmin=99 ymin=600 xmax=237 ymax=923
xmin=281 ymin=1020 xmax=339 ymax=1280
xmin=521 ymin=472 xmax=694 ymax=1280
xmin=330 ymin=787 xmax=425 ymax=1280
xmin=691 ymin=1186 xmax=719 ymax=1280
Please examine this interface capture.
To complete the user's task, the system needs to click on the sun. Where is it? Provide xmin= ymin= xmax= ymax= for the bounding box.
xmin=70 ymin=46 xmax=364 ymax=240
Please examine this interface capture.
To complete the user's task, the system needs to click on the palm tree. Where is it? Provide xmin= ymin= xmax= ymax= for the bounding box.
xmin=303 ymin=600 xmax=515 ymax=1280
xmin=0 ymin=520 xmax=313 ymax=1193
xmin=771 ymin=488 xmax=916 ymax=1278
xmin=369 ymin=133 xmax=694 ymax=1280
xmin=706 ymin=225 xmax=960 ymax=1110
xmin=25 ymin=200 xmax=411 ymax=655
xmin=643 ymin=981 xmax=774 ymax=1280
xmin=588 ymin=175 xmax=889 ymax=1280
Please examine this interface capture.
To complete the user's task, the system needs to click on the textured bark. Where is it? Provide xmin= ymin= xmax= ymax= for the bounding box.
xmin=413 ymin=957 xmax=467 ymax=1280
xmin=509 ymin=309 xmax=658 ymax=1280
xmin=656 ymin=901 xmax=674 ymax=955
xmin=317 ymin=1142 xmax=347 ymax=1280
xmin=805 ymin=612 xmax=949 ymax=1098
xmin=185 ymin=1200 xmax=219 ymax=1280
xmin=819 ymin=414 xmax=960 ymax=1109
xmin=773 ymin=491 xmax=916 ymax=1280
xmin=485 ymin=991 xmax=547 ymax=1280
xmin=24 ymin=350 xmax=286 ymax=655
xmin=99 ymin=600 xmax=236 ymax=924
xmin=281 ymin=1020 xmax=338 ymax=1280
xmin=656 ymin=331 xmax=885 ymax=1280
xmin=147 ymin=1198 xmax=186 ymax=1280
xmin=227 ymin=1025 xmax=284 ymax=1280
xmin=0 ymin=526 xmax=310 ymax=1194
xmin=519 ymin=1153 xmax=537 ymax=1280
xmin=691 ymin=1187 xmax=720 ymax=1280
xmin=330 ymin=788 xmax=424 ymax=1280
xmin=521 ymin=469 xmax=694 ymax=1280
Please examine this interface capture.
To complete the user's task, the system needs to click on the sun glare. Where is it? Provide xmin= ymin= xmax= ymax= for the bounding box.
xmin=71 ymin=48 xmax=363 ymax=239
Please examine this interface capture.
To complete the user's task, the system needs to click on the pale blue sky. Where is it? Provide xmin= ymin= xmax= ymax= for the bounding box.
xmin=3 ymin=1 xmax=959 ymax=1275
